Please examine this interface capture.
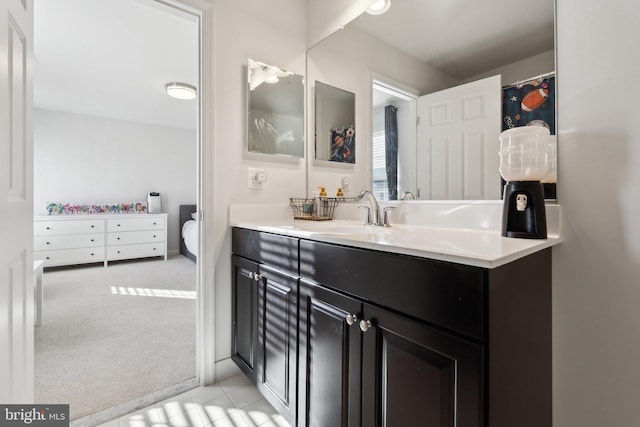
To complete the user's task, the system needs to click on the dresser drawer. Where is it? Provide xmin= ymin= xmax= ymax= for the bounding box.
xmin=34 ymin=219 xmax=104 ymax=235
xmin=107 ymin=243 xmax=164 ymax=261
xmin=36 ymin=247 xmax=105 ymax=267
xmin=107 ymin=230 xmax=164 ymax=246
xmin=35 ymin=233 xmax=104 ymax=251
xmin=107 ymin=217 xmax=165 ymax=232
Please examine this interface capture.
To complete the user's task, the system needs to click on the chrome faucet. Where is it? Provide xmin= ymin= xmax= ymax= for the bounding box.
xmin=399 ymin=191 xmax=415 ymax=200
xmin=357 ymin=190 xmax=396 ymax=226
xmin=358 ymin=190 xmax=380 ymax=226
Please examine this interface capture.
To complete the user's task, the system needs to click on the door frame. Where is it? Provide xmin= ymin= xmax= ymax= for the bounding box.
xmin=156 ymin=0 xmax=216 ymax=385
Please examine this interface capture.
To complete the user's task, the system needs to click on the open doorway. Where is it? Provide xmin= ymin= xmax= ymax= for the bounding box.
xmin=372 ymin=79 xmax=418 ymax=201
xmin=32 ymin=0 xmax=201 ymax=421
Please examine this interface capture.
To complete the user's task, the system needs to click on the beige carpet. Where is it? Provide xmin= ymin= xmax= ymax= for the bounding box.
xmin=35 ymin=255 xmax=196 ymax=420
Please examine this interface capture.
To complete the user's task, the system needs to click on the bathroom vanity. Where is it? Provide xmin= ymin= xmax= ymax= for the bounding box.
xmin=231 ymin=222 xmax=555 ymax=427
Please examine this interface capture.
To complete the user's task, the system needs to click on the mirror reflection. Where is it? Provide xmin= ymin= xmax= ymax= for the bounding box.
xmin=314 ymin=81 xmax=356 ymax=163
xmin=307 ymin=0 xmax=555 ymax=200
xmin=247 ymin=59 xmax=304 ymax=157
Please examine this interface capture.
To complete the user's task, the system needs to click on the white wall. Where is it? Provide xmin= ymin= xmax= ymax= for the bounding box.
xmin=210 ymin=0 xmax=307 ymax=362
xmin=306 ymin=23 xmax=457 ymax=197
xmin=33 ymin=109 xmax=196 ymax=252
xmin=306 ymin=0 xmax=376 ymax=48
xmin=554 ymin=1 xmax=640 ymax=425
xmin=463 ymin=50 xmax=555 ymax=85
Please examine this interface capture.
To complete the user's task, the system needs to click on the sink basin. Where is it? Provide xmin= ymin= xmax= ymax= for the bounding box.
xmin=289 ymin=221 xmax=388 ymax=235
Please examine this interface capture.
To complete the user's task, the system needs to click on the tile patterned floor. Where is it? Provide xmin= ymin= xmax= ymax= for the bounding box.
xmin=97 ymin=374 xmax=290 ymax=427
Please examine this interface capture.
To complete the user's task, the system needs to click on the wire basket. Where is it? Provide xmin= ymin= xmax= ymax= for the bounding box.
xmin=290 ymin=197 xmax=338 ymax=221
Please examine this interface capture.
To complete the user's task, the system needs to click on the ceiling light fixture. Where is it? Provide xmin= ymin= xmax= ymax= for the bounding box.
xmin=165 ymin=82 xmax=197 ymax=100
xmin=366 ymin=0 xmax=391 ymax=15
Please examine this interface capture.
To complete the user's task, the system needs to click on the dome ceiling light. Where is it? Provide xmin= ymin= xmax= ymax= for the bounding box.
xmin=366 ymin=0 xmax=391 ymax=15
xmin=165 ymin=82 xmax=197 ymax=100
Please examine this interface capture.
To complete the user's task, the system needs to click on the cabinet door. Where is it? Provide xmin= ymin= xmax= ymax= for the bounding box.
xmin=298 ymin=279 xmax=362 ymax=427
xmin=362 ymin=303 xmax=484 ymax=427
xmin=257 ymin=264 xmax=298 ymax=426
xmin=231 ymin=255 xmax=259 ymax=382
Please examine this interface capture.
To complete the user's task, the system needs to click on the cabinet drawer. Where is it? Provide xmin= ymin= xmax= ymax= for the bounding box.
xmin=35 ymin=233 xmax=104 ymax=251
xmin=36 ymin=247 xmax=105 ymax=267
xmin=300 ymin=239 xmax=485 ymax=340
xmin=232 ymin=228 xmax=298 ymax=273
xmin=34 ymin=219 xmax=104 ymax=235
xmin=107 ymin=230 xmax=164 ymax=246
xmin=107 ymin=217 xmax=165 ymax=232
xmin=107 ymin=243 xmax=164 ymax=261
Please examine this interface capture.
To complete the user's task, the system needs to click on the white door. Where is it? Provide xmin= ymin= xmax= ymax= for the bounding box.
xmin=0 ymin=0 xmax=34 ymax=403
xmin=417 ymin=75 xmax=501 ymax=200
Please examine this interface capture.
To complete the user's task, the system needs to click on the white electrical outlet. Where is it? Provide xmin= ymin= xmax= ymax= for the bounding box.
xmin=341 ymin=176 xmax=351 ymax=191
xmin=248 ymin=168 xmax=267 ymax=189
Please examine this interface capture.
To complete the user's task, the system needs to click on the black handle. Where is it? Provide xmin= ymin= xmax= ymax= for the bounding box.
xmin=117 ymin=237 xmax=120 ymax=240
xmin=46 ymin=226 xmax=50 ymax=230
xmin=46 ymin=256 xmax=50 ymax=260
xmin=91 ymin=225 xmax=95 ymax=228
xmin=46 ymin=242 xmax=50 ymax=245
xmin=91 ymin=239 xmax=94 ymax=242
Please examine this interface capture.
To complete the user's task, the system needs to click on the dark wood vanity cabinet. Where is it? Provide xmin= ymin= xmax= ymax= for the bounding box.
xmin=360 ymin=303 xmax=483 ymax=427
xmin=298 ymin=278 xmax=482 ymax=427
xmin=231 ymin=254 xmax=259 ymax=381
xmin=232 ymin=227 xmax=552 ymax=427
xmin=298 ymin=279 xmax=362 ymax=427
xmin=231 ymin=228 xmax=298 ymax=426
xmin=299 ymin=240 xmax=485 ymax=427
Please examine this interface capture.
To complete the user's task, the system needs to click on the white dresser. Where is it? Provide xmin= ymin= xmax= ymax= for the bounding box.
xmin=34 ymin=213 xmax=168 ymax=267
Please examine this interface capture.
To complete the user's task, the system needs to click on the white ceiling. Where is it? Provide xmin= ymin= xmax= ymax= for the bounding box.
xmin=34 ymin=0 xmax=553 ymax=130
xmin=354 ymin=0 xmax=555 ymax=80
xmin=34 ymin=0 xmax=198 ymax=130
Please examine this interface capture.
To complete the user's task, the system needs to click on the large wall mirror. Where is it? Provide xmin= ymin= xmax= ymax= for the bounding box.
xmin=247 ymin=58 xmax=304 ymax=157
xmin=307 ymin=0 xmax=556 ymax=200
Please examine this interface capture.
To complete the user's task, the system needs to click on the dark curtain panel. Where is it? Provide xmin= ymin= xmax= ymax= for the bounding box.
xmin=384 ymin=105 xmax=398 ymax=200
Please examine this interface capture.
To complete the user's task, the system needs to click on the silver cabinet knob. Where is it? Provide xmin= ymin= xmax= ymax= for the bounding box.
xmin=253 ymin=273 xmax=262 ymax=282
xmin=248 ymin=272 xmax=254 ymax=280
xmin=359 ymin=319 xmax=372 ymax=332
xmin=346 ymin=314 xmax=359 ymax=326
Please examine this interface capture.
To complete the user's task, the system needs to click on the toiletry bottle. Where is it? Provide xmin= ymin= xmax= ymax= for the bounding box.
xmin=318 ymin=187 xmax=328 ymax=218
xmin=336 ymin=188 xmax=344 ymax=197
xmin=312 ymin=188 xmax=321 ymax=218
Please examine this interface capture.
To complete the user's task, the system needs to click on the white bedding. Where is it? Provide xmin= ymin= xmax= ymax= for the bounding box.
xmin=182 ymin=219 xmax=198 ymax=257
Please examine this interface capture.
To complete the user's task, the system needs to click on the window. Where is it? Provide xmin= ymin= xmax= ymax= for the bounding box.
xmin=372 ymin=108 xmax=388 ymax=200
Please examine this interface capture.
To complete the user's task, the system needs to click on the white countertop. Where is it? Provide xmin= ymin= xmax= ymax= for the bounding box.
xmin=231 ymin=219 xmax=561 ymax=269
